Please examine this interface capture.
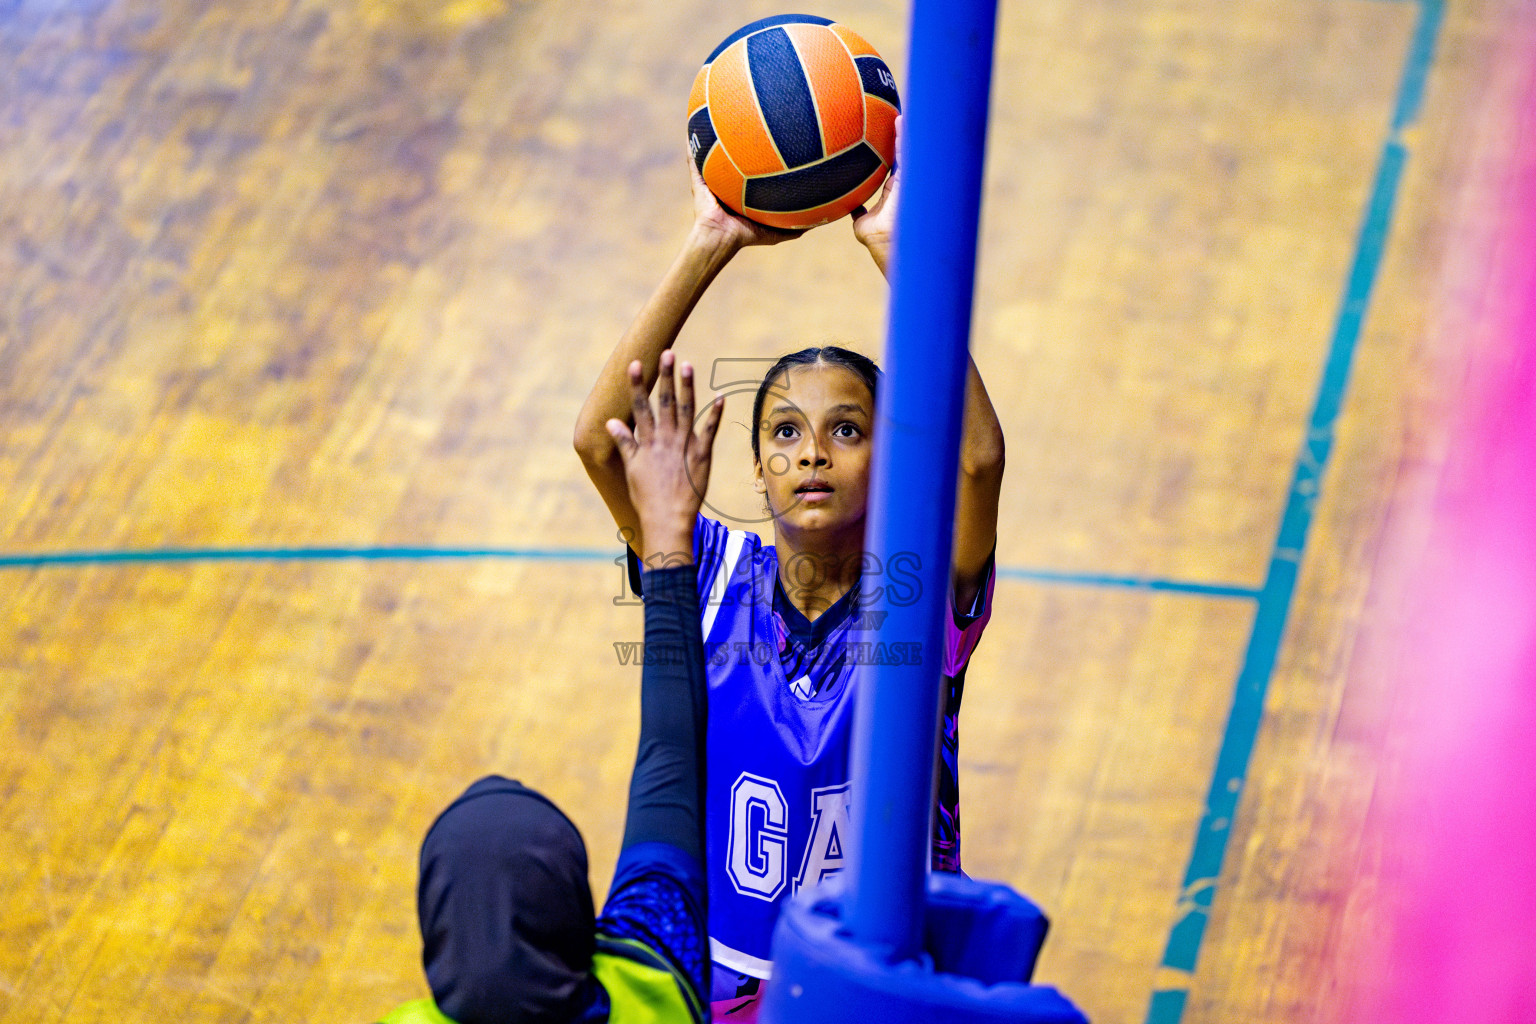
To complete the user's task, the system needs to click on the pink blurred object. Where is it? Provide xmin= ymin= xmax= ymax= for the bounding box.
xmin=1368 ymin=24 xmax=1536 ymax=1023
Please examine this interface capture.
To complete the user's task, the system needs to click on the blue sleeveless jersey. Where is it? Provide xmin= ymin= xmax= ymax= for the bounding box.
xmin=629 ymin=516 xmax=995 ymax=985
xmin=692 ymin=517 xmax=858 ymax=978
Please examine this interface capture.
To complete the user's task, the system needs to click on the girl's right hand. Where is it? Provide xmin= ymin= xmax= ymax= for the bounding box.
xmin=688 ymin=148 xmax=805 ymax=251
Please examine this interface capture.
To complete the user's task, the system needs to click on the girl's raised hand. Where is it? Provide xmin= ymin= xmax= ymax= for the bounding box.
xmin=605 ymin=351 xmax=725 ymax=566
xmin=688 ymin=147 xmax=805 ymax=251
xmin=852 ymin=115 xmax=902 ymax=274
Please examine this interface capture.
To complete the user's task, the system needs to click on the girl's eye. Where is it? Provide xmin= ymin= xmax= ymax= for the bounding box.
xmin=834 ymin=422 xmax=862 ymax=439
xmin=773 ymin=423 xmax=798 ymax=439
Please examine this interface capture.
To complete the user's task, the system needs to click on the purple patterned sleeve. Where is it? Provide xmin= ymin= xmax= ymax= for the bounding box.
xmin=943 ymin=556 xmax=996 ymax=676
xmin=932 ymin=553 xmax=997 ymax=875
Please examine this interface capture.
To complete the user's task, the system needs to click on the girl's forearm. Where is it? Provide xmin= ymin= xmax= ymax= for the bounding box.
xmin=864 ymin=235 xmax=891 ymax=279
xmin=574 ymin=228 xmax=739 ymax=461
xmin=961 ymin=355 xmax=1005 ymax=477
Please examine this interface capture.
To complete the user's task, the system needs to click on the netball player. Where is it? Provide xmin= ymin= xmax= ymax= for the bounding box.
xmin=379 ymin=357 xmax=723 ymax=1024
xmin=572 ymin=127 xmax=1007 ymax=1019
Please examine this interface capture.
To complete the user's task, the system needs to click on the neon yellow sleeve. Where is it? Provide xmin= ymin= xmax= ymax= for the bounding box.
xmin=377 ymin=997 xmax=458 ymax=1024
xmin=592 ymin=944 xmax=704 ymax=1023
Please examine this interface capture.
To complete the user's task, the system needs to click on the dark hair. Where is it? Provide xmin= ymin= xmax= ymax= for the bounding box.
xmin=751 ymin=346 xmax=882 ymax=463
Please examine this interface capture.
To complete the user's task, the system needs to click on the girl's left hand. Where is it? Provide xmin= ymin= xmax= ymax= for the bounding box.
xmin=852 ymin=115 xmax=902 ymax=273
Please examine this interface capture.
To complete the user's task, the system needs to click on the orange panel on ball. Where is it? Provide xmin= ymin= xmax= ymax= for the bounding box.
xmin=702 ymin=142 xmax=747 ymax=214
xmin=705 ymin=42 xmax=786 ymax=176
xmin=784 ymin=23 xmax=864 ymax=156
xmin=687 ymin=64 xmax=708 ymax=115
xmin=864 ymin=95 xmax=899 ymax=166
xmin=829 ymin=23 xmax=878 ymax=58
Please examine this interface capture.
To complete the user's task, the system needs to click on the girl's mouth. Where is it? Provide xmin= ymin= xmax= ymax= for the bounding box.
xmin=795 ymin=480 xmax=834 ymax=502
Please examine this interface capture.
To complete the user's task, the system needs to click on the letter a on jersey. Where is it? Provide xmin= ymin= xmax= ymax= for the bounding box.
xmin=795 ymin=783 xmax=852 ymax=892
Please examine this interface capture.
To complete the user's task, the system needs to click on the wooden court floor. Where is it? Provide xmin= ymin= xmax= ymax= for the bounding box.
xmin=0 ymin=0 xmax=1527 ymax=1021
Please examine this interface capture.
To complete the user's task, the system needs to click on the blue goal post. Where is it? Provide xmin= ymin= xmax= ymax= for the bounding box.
xmin=844 ymin=0 xmax=1002 ymax=958
xmin=761 ymin=2 xmax=1090 ymax=1020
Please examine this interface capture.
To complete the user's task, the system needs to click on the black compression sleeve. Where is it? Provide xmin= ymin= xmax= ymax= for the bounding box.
xmin=620 ymin=564 xmax=708 ymax=864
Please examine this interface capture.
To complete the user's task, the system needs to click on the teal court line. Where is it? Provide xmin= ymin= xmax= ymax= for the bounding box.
xmin=0 ymin=545 xmax=1261 ymax=599
xmin=0 ymin=546 xmax=618 ymax=568
xmin=1145 ymin=0 xmax=1442 ymax=1020
xmin=996 ymin=567 xmax=1260 ymax=600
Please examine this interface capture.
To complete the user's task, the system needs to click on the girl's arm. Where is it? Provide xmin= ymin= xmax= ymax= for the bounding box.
xmin=951 ymin=360 xmax=1005 ymax=612
xmin=574 ymin=153 xmax=800 ymax=556
xmin=853 ymin=137 xmax=1005 ymax=612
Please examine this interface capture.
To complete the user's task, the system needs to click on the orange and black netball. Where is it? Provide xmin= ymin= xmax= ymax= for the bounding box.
xmin=687 ymin=14 xmax=900 ymax=230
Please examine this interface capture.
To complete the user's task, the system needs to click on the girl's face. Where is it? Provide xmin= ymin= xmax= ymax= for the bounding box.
xmin=754 ymin=363 xmax=874 ymax=538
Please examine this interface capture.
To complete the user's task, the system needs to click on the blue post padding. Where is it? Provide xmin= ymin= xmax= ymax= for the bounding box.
xmin=760 ymin=876 xmax=1090 ymax=1024
xmin=924 ymin=873 xmax=1050 ymax=985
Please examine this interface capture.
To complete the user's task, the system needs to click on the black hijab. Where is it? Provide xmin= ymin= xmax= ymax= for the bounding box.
xmin=418 ymin=776 xmax=598 ymax=1024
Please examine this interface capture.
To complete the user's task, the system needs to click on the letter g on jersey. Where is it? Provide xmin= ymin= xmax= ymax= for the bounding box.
xmin=728 ymin=773 xmax=789 ymax=900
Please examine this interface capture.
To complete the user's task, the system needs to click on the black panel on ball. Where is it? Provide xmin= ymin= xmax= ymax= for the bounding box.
xmin=747 ymin=27 xmax=824 ymax=168
xmin=744 ymin=142 xmax=884 ymax=214
xmin=856 ymin=56 xmax=901 ymax=111
xmin=703 ymin=13 xmax=833 ymax=65
xmin=688 ymin=107 xmax=718 ymax=174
